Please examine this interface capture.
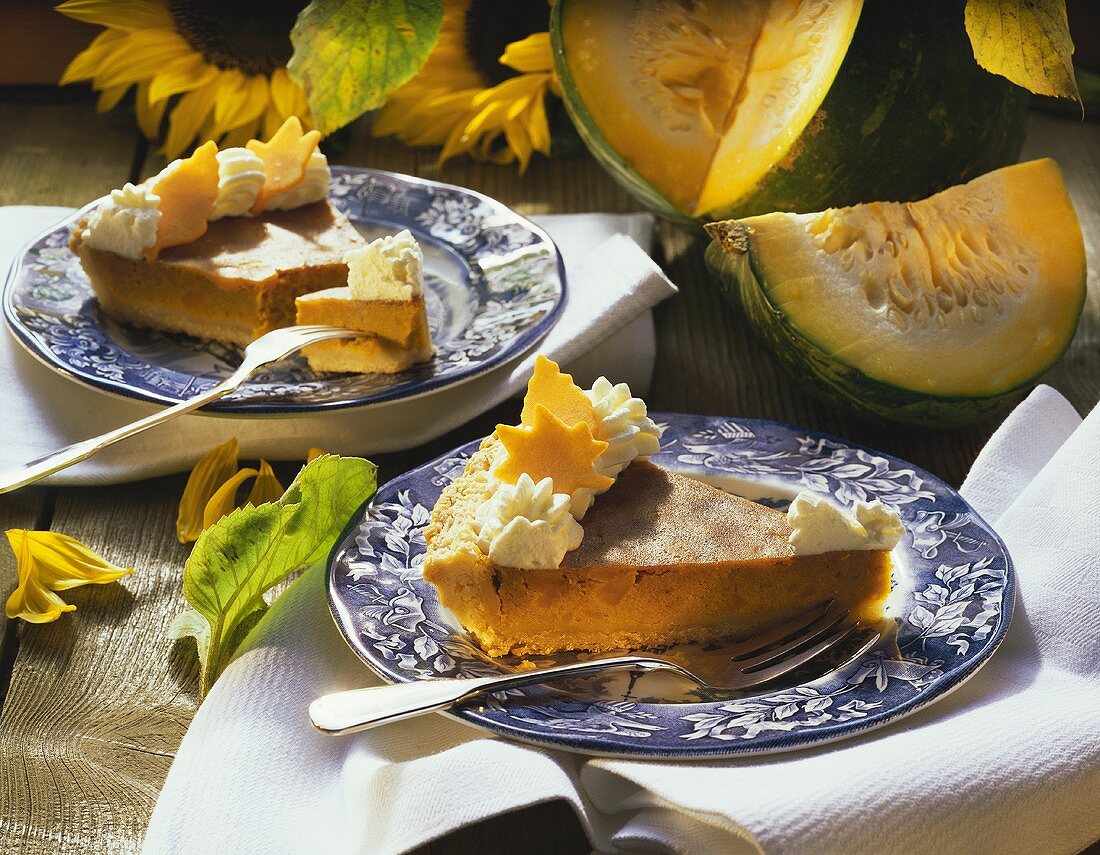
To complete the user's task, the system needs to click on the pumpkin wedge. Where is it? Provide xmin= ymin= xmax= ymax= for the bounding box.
xmin=704 ymin=159 xmax=1087 ymax=427
xmin=552 ymin=0 xmax=1029 ymax=225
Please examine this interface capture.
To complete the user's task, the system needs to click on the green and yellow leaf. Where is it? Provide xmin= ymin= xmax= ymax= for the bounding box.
xmin=965 ymin=0 xmax=1080 ymax=102
xmin=168 ymin=454 xmax=377 ymax=696
xmin=287 ymin=0 xmax=444 ymax=136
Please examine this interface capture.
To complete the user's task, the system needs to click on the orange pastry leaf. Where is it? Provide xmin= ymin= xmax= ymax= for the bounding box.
xmin=147 ymin=139 xmax=219 ymax=260
xmin=520 ymin=355 xmax=597 ymax=432
xmin=246 ymin=116 xmax=321 ymax=214
xmin=495 ymin=405 xmax=613 ymax=495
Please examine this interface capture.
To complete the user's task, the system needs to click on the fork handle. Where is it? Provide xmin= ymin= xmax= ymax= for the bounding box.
xmin=0 ymin=369 xmax=248 ymax=494
xmin=309 ymin=655 xmax=676 ymax=735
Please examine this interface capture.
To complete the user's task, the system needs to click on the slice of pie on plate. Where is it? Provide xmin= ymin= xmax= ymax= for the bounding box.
xmin=424 ymin=357 xmax=901 ymax=658
xmin=295 ymin=230 xmax=434 ymax=374
xmin=68 ymin=118 xmax=432 ymax=369
xmin=73 ymin=201 xmax=364 ymax=345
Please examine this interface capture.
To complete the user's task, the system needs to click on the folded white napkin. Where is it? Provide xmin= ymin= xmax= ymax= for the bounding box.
xmin=0 ymin=207 xmax=674 ymax=486
xmin=144 ymin=385 xmax=1100 ymax=855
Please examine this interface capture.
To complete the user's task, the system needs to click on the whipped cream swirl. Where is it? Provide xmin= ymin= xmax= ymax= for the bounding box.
xmin=787 ymin=492 xmax=904 ymax=556
xmin=346 ymin=229 xmax=424 ymax=301
xmin=264 ymin=150 xmax=330 ymax=211
xmin=211 ymin=147 xmax=265 ymax=219
xmin=475 ymin=473 xmax=584 ymax=570
xmin=568 ymin=376 xmax=663 ymax=517
xmin=82 ymin=182 xmax=161 ymax=260
xmin=586 ymin=377 xmax=662 ymax=478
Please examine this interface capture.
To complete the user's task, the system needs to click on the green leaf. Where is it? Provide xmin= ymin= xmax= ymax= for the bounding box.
xmin=288 ymin=0 xmax=444 ymax=136
xmin=965 ymin=0 xmax=1080 ymax=102
xmin=170 ymin=454 xmax=377 ymax=696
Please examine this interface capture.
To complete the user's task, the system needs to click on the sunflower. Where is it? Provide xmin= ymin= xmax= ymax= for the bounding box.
xmin=373 ymin=0 xmax=559 ymax=172
xmin=57 ymin=0 xmax=312 ymax=160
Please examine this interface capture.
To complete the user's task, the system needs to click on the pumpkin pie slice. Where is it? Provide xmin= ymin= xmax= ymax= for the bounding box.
xmin=424 ymin=437 xmax=894 ymax=658
xmin=71 ymin=200 xmax=364 ymax=345
xmin=293 ymin=228 xmax=435 ymax=374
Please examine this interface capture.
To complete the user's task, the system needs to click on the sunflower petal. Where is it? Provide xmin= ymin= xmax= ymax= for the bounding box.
xmin=56 ymin=0 xmax=173 ymax=31
xmin=525 ymin=93 xmax=551 ymax=156
xmin=177 ymin=437 xmax=239 ymax=543
xmin=211 ymin=70 xmax=248 ymax=135
xmin=21 ymin=532 xmax=132 ymax=590
xmin=219 ymin=119 xmax=262 ymax=150
xmin=4 ymin=529 xmax=132 ymax=623
xmin=246 ymin=460 xmax=285 ymax=506
xmin=268 ymin=67 xmax=309 ymax=121
xmin=59 ymin=28 xmax=127 ymax=85
xmin=93 ymin=29 xmax=191 ymax=89
xmin=162 ymin=77 xmax=219 ymax=160
xmin=499 ymin=33 xmax=553 ymax=74
xmin=149 ymin=54 xmax=216 ymax=104
xmin=503 ymin=119 xmax=533 ymax=173
xmin=203 ymin=468 xmax=259 ymax=531
xmin=135 ymin=81 xmax=167 ymax=139
xmin=306 ymin=448 xmax=327 ymax=462
xmin=96 ymin=82 xmax=130 ymax=113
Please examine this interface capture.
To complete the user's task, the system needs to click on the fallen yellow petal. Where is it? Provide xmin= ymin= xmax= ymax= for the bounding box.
xmin=203 ymin=467 xmax=258 ymax=531
xmin=246 ymin=460 xmax=284 ymax=506
xmin=4 ymin=530 xmax=132 ymax=623
xmin=177 ymin=437 xmax=239 ymax=543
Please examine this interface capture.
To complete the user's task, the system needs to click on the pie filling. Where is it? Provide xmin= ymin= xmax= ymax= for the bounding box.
xmin=70 ymin=120 xmax=434 ymax=373
xmin=423 ymin=358 xmax=901 ymax=658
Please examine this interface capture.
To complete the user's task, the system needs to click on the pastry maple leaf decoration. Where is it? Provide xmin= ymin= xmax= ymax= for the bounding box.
xmin=147 ymin=139 xmax=219 ymax=260
xmin=246 ymin=116 xmax=321 ymax=213
xmin=520 ymin=355 xmax=598 ymax=432
xmin=495 ymin=404 xmax=613 ymax=495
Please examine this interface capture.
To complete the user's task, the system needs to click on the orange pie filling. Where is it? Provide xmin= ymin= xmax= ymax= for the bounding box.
xmin=70 ymin=119 xmax=434 ymax=371
xmin=424 ymin=358 xmax=899 ymax=658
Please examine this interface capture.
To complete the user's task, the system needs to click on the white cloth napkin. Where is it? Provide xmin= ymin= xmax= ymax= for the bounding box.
xmin=0 ymin=207 xmax=674 ymax=485
xmin=144 ymin=385 xmax=1100 ymax=855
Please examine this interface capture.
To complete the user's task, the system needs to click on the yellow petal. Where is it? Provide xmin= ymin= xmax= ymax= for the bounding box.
xmin=203 ymin=468 xmax=259 ymax=531
xmin=59 ymin=28 xmax=126 ymax=85
xmin=219 ymin=119 xmax=262 ymax=150
xmin=177 ymin=437 xmax=239 ymax=543
xmin=268 ymin=67 xmax=309 ymax=120
xmin=149 ymin=53 xmax=217 ymax=104
xmin=306 ymin=448 xmax=326 ymax=462
xmin=92 ymin=29 xmax=191 ymax=89
xmin=499 ymin=33 xmax=553 ymax=75
xmin=525 ymin=93 xmax=551 ymax=156
xmin=56 ymin=0 xmax=173 ymax=31
xmin=135 ymin=80 xmax=167 ymax=139
xmin=96 ymin=82 xmax=130 ymax=113
xmin=504 ymin=119 xmax=533 ymax=173
xmin=212 ymin=71 xmax=269 ymax=137
xmin=245 ymin=460 xmax=284 ymax=506
xmin=162 ymin=77 xmax=219 ymax=160
xmin=4 ymin=529 xmax=131 ymax=623
xmin=20 ymin=531 xmax=132 ymax=589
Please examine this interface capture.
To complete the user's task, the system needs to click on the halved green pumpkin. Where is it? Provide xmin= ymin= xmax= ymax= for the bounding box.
xmin=552 ymin=0 xmax=1029 ymax=225
xmin=704 ymin=159 xmax=1087 ymax=427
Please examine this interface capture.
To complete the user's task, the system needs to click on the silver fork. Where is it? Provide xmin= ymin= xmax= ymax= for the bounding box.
xmin=0 ymin=324 xmax=364 ymax=494
xmin=310 ymin=602 xmax=876 ymax=735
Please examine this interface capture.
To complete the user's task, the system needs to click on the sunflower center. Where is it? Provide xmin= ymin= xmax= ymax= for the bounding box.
xmin=168 ymin=0 xmax=301 ymax=77
xmin=464 ymin=0 xmax=548 ymax=85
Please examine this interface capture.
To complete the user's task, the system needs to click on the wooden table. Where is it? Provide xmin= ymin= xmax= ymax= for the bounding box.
xmin=0 ymin=90 xmax=1096 ymax=853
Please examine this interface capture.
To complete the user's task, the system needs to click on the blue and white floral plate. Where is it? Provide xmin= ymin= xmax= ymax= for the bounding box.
xmin=2 ymin=167 xmax=564 ymax=414
xmin=328 ymin=415 xmax=1013 ymax=759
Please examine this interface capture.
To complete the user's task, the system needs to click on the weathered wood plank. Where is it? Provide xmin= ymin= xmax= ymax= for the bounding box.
xmin=1022 ymin=112 xmax=1100 ymax=416
xmin=0 ymin=478 xmax=196 ymax=853
xmin=0 ymin=98 xmax=141 ymax=207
